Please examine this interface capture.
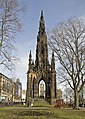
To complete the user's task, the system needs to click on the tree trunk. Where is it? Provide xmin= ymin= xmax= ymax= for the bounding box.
xmin=73 ymin=90 xmax=79 ymax=109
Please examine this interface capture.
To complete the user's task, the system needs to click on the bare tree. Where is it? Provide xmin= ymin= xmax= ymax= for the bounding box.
xmin=48 ymin=18 xmax=85 ymax=109
xmin=0 ymin=0 xmax=23 ymax=70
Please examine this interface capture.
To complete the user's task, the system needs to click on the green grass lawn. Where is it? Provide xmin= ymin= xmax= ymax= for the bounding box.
xmin=0 ymin=106 xmax=85 ymax=119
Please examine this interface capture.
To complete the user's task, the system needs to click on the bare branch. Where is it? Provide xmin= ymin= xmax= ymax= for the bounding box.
xmin=0 ymin=0 xmax=23 ymax=71
xmin=48 ymin=18 xmax=85 ymax=109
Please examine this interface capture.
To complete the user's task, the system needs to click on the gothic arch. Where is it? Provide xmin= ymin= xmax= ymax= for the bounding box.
xmin=38 ymin=78 xmax=46 ymax=98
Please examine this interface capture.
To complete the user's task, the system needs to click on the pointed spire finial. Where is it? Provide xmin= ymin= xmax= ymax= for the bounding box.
xmin=41 ymin=10 xmax=43 ymax=17
xmin=29 ymin=50 xmax=32 ymax=59
xmin=30 ymin=50 xmax=31 ymax=54
xmin=29 ymin=50 xmax=32 ymax=69
xmin=51 ymin=50 xmax=55 ymax=71
xmin=39 ymin=10 xmax=45 ymax=33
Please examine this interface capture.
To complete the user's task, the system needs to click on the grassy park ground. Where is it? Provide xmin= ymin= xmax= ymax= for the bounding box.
xmin=0 ymin=106 xmax=85 ymax=119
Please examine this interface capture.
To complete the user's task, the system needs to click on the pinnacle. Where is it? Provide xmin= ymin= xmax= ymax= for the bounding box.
xmin=41 ymin=10 xmax=43 ymax=17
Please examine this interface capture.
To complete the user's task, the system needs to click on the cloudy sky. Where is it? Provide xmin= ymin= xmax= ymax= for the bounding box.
xmin=1 ymin=0 xmax=85 ymax=90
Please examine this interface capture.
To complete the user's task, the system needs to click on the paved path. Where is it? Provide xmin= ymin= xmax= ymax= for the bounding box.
xmin=4 ymin=106 xmax=52 ymax=110
xmin=3 ymin=106 xmax=85 ymax=111
xmin=79 ymin=107 xmax=85 ymax=111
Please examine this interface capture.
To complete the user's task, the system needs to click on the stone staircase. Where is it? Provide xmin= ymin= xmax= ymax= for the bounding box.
xmin=32 ymin=98 xmax=50 ymax=107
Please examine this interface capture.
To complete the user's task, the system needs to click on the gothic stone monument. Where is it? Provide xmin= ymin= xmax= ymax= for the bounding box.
xmin=26 ymin=10 xmax=57 ymax=105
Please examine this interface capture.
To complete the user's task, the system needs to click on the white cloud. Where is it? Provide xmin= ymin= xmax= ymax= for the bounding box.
xmin=79 ymin=14 xmax=85 ymax=22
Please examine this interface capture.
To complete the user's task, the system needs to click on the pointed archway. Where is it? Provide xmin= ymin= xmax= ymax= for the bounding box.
xmin=38 ymin=80 xmax=46 ymax=98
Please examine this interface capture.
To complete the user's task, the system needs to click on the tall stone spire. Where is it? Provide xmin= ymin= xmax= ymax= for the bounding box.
xmin=26 ymin=11 xmax=57 ymax=106
xmin=39 ymin=10 xmax=45 ymax=34
xmin=35 ymin=10 xmax=48 ymax=70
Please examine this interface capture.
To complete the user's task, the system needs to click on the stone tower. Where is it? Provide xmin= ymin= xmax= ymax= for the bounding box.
xmin=26 ymin=10 xmax=57 ymax=105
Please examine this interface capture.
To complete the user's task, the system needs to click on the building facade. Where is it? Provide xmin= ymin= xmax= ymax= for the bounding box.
xmin=0 ymin=73 xmax=22 ymax=103
xmin=26 ymin=11 xmax=57 ymax=105
xmin=0 ymin=73 xmax=13 ymax=102
xmin=21 ymin=90 xmax=26 ymax=104
xmin=14 ymin=79 xmax=22 ymax=102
